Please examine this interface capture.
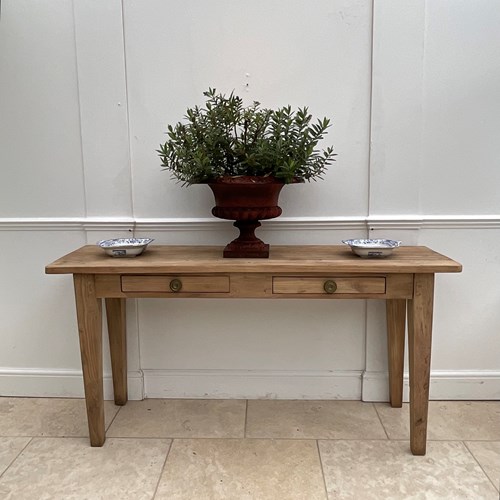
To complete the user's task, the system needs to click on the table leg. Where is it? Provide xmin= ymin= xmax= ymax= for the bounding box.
xmin=386 ymin=299 xmax=406 ymax=408
xmin=407 ymin=273 xmax=434 ymax=455
xmin=74 ymin=274 xmax=105 ymax=447
xmin=105 ymin=298 xmax=128 ymax=405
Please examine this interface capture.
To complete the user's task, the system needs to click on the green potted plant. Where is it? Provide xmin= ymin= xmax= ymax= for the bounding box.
xmin=158 ymin=88 xmax=336 ymax=258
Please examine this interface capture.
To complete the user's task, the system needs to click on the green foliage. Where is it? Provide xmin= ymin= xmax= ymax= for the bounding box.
xmin=157 ymin=88 xmax=336 ymax=185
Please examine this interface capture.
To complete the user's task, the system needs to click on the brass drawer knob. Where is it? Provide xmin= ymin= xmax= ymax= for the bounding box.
xmin=169 ymin=278 xmax=182 ymax=292
xmin=324 ymin=280 xmax=337 ymax=294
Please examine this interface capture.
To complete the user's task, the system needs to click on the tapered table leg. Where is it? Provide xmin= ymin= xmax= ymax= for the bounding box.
xmin=74 ymin=274 xmax=105 ymax=447
xmin=386 ymin=299 xmax=406 ymax=408
xmin=408 ymin=273 xmax=434 ymax=455
xmin=105 ymin=298 xmax=128 ymax=405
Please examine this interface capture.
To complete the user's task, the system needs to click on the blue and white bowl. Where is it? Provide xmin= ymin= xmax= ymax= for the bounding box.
xmin=342 ymin=239 xmax=401 ymax=258
xmin=97 ymin=238 xmax=154 ymax=257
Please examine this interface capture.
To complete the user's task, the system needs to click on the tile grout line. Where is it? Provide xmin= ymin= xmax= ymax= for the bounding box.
xmin=93 ymin=436 xmax=401 ymax=441
xmin=463 ymin=440 xmax=499 ymax=494
xmin=151 ymin=439 xmax=173 ymax=499
xmin=97 ymin=436 xmax=490 ymax=443
xmin=244 ymin=400 xmax=249 ymax=438
xmin=316 ymin=440 xmax=330 ymax=500
xmin=373 ymin=403 xmax=391 ymax=440
xmin=105 ymin=405 xmax=123 ymax=433
xmin=0 ymin=437 xmax=33 ymax=480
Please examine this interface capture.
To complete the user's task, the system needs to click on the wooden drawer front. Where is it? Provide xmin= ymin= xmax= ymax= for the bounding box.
xmin=272 ymin=276 xmax=386 ymax=295
xmin=121 ymin=275 xmax=230 ymax=293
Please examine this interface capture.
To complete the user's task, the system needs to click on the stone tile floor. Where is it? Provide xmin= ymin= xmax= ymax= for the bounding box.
xmin=0 ymin=398 xmax=498 ymax=499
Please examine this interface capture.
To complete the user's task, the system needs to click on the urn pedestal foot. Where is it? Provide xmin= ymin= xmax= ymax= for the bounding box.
xmin=223 ymin=220 xmax=269 ymax=258
xmin=208 ymin=176 xmax=287 ymax=259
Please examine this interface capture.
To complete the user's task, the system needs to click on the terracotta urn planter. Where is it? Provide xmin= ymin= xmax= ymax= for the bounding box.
xmin=208 ymin=176 xmax=286 ymax=258
xmin=158 ymin=90 xmax=336 ymax=258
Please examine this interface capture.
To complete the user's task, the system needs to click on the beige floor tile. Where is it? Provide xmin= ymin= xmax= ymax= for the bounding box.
xmin=155 ymin=438 xmax=326 ymax=500
xmin=246 ymin=400 xmax=387 ymax=439
xmin=376 ymin=401 xmax=500 ymax=440
xmin=319 ymin=440 xmax=498 ymax=500
xmin=0 ymin=437 xmax=170 ymax=500
xmin=107 ymin=399 xmax=246 ymax=438
xmin=466 ymin=441 xmax=500 ymax=491
xmin=0 ymin=437 xmax=31 ymax=476
xmin=0 ymin=397 xmax=119 ymax=437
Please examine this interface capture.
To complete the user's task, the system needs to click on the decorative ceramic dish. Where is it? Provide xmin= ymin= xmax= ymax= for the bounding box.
xmin=342 ymin=239 xmax=401 ymax=258
xmin=97 ymin=238 xmax=154 ymax=257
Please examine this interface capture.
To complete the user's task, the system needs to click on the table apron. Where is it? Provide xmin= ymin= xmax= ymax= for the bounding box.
xmin=93 ymin=273 xmax=414 ymax=299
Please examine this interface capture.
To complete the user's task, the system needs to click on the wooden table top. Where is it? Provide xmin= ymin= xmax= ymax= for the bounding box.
xmin=46 ymin=245 xmax=462 ymax=275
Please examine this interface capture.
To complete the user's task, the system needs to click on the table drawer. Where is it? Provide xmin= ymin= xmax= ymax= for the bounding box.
xmin=121 ymin=275 xmax=230 ymax=293
xmin=272 ymin=276 xmax=386 ymax=295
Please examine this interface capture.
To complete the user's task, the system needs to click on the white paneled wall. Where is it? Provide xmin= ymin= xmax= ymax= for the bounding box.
xmin=0 ymin=0 xmax=86 ymax=217
xmin=0 ymin=0 xmax=499 ymax=400
xmin=73 ymin=0 xmax=133 ymax=218
xmin=420 ymin=1 xmax=500 ymax=215
xmin=123 ymin=0 xmax=371 ymax=219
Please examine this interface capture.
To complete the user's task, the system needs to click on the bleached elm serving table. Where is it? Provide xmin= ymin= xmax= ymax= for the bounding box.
xmin=46 ymin=245 xmax=462 ymax=455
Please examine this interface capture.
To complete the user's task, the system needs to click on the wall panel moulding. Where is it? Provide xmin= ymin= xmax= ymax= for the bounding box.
xmin=133 ymin=218 xmax=229 ymax=232
xmin=0 ymin=218 xmax=135 ymax=231
xmin=1 ymin=215 xmax=499 ymax=232
xmin=367 ymin=215 xmax=500 ymax=230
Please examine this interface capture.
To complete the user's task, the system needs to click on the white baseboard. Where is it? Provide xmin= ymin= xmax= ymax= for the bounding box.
xmin=143 ymin=369 xmax=362 ymax=399
xmin=0 ymin=369 xmax=144 ymax=400
xmin=361 ymin=371 xmax=390 ymax=401
xmin=422 ymin=371 xmax=500 ymax=400
xmin=362 ymin=370 xmax=500 ymax=401
xmin=1 ymin=368 xmax=498 ymax=400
